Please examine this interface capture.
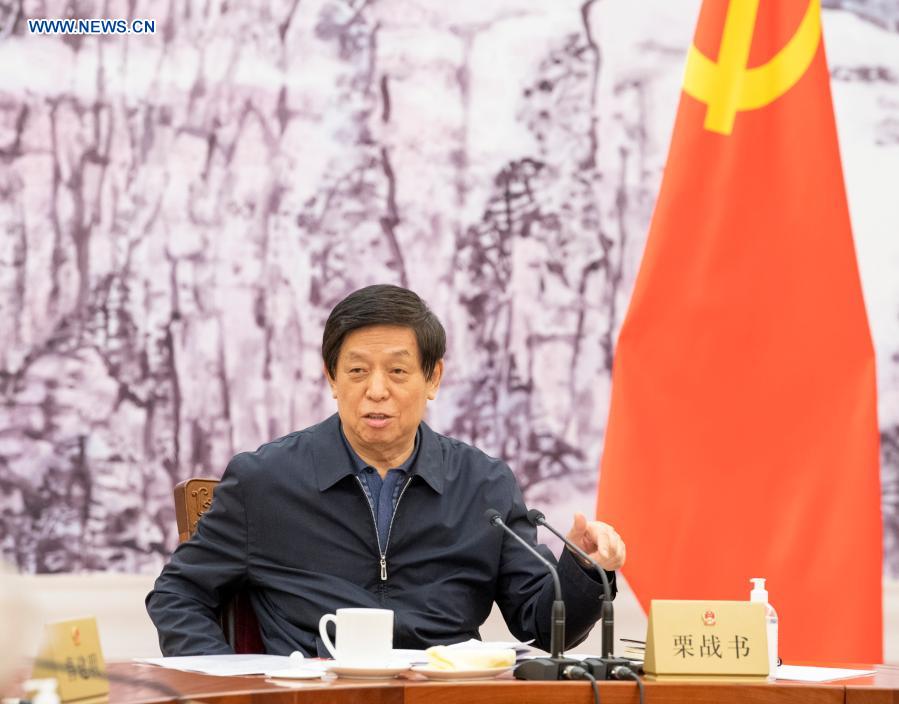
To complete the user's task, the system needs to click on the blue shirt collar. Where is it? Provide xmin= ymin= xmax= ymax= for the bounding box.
xmin=311 ymin=414 xmax=445 ymax=494
xmin=338 ymin=422 xmax=421 ymax=475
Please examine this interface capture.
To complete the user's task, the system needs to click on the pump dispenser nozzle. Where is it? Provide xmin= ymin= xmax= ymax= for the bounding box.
xmin=750 ymin=577 xmax=768 ymax=602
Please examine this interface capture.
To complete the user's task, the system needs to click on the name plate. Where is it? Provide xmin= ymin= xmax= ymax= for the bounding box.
xmin=643 ymin=600 xmax=769 ymax=681
xmin=32 ymin=617 xmax=109 ymax=702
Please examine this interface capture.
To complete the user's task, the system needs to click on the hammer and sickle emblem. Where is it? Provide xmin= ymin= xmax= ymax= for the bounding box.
xmin=683 ymin=0 xmax=821 ymax=135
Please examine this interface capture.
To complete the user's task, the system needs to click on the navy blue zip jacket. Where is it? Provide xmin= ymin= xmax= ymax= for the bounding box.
xmin=146 ymin=414 xmax=616 ymax=655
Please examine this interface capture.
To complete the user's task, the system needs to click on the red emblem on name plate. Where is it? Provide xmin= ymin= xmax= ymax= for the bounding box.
xmin=702 ymin=610 xmax=717 ymax=626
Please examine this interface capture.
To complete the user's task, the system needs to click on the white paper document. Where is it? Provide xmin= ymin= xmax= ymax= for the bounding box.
xmin=392 ymin=649 xmax=429 ymax=663
xmin=448 ymin=639 xmax=533 ymax=654
xmin=134 ymin=654 xmax=296 ymax=676
xmin=134 ymin=649 xmax=429 ymax=676
xmin=776 ymin=665 xmax=876 ymax=682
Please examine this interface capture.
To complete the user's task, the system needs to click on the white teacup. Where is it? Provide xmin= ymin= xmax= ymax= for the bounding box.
xmin=318 ymin=608 xmax=394 ymax=665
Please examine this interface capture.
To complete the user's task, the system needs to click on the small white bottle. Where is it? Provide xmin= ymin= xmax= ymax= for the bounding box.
xmin=750 ymin=578 xmax=778 ymax=681
xmin=22 ymin=679 xmax=61 ymax=704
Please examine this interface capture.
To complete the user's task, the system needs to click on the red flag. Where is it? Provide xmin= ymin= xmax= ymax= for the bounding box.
xmin=597 ymin=0 xmax=882 ymax=662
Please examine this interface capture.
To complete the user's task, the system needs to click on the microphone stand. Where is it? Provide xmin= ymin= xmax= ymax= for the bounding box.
xmin=485 ymin=509 xmax=579 ymax=680
xmin=526 ymin=509 xmax=636 ymax=681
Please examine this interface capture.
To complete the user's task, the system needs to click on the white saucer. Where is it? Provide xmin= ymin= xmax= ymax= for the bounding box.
xmin=410 ymin=665 xmax=512 ymax=680
xmin=326 ymin=662 xmax=411 ymax=679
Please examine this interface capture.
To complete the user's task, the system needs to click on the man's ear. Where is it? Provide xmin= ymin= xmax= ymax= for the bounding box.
xmin=426 ymin=359 xmax=444 ymax=400
xmin=324 ymin=363 xmax=337 ymax=399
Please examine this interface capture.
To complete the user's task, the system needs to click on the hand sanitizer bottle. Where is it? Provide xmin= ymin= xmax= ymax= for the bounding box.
xmin=750 ymin=578 xmax=778 ymax=681
xmin=23 ymin=679 xmax=61 ymax=704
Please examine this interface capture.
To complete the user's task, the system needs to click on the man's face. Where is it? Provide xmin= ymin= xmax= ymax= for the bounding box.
xmin=326 ymin=325 xmax=443 ymax=464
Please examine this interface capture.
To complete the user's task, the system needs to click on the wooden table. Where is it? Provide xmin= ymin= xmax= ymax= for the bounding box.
xmin=842 ymin=663 xmax=899 ymax=704
xmin=9 ymin=661 xmax=899 ymax=704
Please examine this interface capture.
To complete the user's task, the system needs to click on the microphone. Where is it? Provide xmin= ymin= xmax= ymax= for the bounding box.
xmin=526 ymin=509 xmax=613 ymax=656
xmin=526 ymin=508 xmax=637 ymax=681
xmin=484 ymin=508 xmax=578 ymax=680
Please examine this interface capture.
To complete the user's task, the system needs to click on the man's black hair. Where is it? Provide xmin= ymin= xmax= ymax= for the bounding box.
xmin=322 ymin=284 xmax=446 ymax=381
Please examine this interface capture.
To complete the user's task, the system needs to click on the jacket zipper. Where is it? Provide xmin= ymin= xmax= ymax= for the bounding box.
xmin=381 ymin=477 xmax=412 ymax=580
xmin=355 ymin=475 xmax=413 ymax=582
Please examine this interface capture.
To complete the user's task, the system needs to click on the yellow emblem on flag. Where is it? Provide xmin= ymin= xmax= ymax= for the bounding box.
xmin=683 ymin=0 xmax=821 ymax=135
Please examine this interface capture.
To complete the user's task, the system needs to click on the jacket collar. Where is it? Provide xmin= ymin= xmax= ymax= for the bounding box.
xmin=311 ymin=413 xmax=445 ymax=495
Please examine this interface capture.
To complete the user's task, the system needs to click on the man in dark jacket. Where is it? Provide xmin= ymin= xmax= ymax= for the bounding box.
xmin=147 ymin=284 xmax=626 ymax=656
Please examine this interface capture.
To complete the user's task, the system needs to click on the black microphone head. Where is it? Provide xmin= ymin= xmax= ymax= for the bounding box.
xmin=525 ymin=509 xmax=546 ymax=526
xmin=484 ymin=508 xmax=503 ymax=526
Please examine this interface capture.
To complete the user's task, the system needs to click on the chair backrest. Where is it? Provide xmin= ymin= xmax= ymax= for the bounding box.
xmin=173 ymin=478 xmax=264 ymax=653
xmin=174 ymin=478 xmax=219 ymax=544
